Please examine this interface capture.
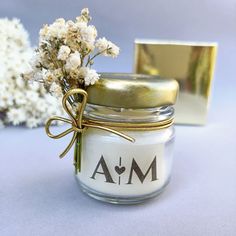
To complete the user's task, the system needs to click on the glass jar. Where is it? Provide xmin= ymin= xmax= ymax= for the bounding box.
xmin=76 ymin=73 xmax=178 ymax=204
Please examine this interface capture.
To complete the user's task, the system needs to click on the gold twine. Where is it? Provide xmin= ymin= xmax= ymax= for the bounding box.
xmin=45 ymin=89 xmax=135 ymax=172
xmin=45 ymin=88 xmax=173 ymax=172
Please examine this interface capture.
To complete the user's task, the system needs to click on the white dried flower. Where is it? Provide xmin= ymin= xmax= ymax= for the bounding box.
xmin=26 ymin=117 xmax=41 ymax=128
xmin=49 ymin=82 xmax=63 ymax=98
xmin=76 ymin=8 xmax=91 ymax=23
xmin=30 ymin=52 xmax=41 ymax=68
xmin=65 ymin=51 xmax=81 ymax=71
xmin=43 ymin=71 xmax=56 ymax=85
xmin=0 ymin=18 xmax=65 ymax=128
xmin=33 ymin=71 xmax=44 ymax=81
xmin=55 ymin=18 xmax=66 ymax=25
xmin=75 ymin=21 xmax=87 ymax=30
xmin=44 ymin=18 xmax=67 ymax=40
xmin=81 ymin=8 xmax=89 ymax=16
xmin=39 ymin=24 xmax=49 ymax=39
xmin=79 ymin=25 xmax=97 ymax=51
xmin=23 ymin=8 xmax=120 ymax=98
xmin=53 ymin=68 xmax=63 ymax=77
xmin=80 ymin=25 xmax=97 ymax=42
xmin=95 ymin=37 xmax=120 ymax=57
xmin=79 ymin=67 xmax=100 ymax=86
xmin=15 ymin=77 xmax=25 ymax=88
xmin=66 ymin=20 xmax=75 ymax=28
xmin=28 ymin=82 xmax=40 ymax=91
xmin=57 ymin=45 xmax=71 ymax=60
xmin=7 ymin=108 xmax=26 ymax=125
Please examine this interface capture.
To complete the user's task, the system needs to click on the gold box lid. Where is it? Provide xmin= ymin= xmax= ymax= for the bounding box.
xmin=134 ymin=39 xmax=218 ymax=125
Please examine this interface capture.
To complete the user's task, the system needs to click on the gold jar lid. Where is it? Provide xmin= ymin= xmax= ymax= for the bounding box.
xmin=87 ymin=73 xmax=179 ymax=109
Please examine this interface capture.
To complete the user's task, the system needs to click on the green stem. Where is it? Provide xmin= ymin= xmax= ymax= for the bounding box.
xmin=72 ymin=97 xmax=83 ymax=173
xmin=85 ymin=48 xmax=111 ymax=67
xmin=74 ymin=131 xmax=82 ymax=174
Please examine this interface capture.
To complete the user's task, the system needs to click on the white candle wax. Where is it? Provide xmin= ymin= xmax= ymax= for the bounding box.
xmin=76 ymin=127 xmax=174 ymax=197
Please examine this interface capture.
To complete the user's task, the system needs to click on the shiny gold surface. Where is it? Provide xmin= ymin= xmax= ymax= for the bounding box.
xmin=134 ymin=40 xmax=217 ymax=125
xmin=87 ymin=73 xmax=179 ymax=109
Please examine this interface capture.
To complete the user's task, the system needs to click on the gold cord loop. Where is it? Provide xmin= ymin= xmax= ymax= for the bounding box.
xmin=45 ymin=89 xmax=135 ymax=160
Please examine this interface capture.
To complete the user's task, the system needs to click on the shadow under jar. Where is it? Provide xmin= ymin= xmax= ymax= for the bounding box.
xmin=76 ymin=73 xmax=179 ymax=204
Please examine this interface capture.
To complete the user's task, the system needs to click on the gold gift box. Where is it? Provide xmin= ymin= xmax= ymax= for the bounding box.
xmin=134 ymin=40 xmax=218 ymax=125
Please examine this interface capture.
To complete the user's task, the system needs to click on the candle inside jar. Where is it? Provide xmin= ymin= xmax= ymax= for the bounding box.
xmin=74 ymin=73 xmax=178 ymax=204
xmin=77 ymin=126 xmax=174 ymax=196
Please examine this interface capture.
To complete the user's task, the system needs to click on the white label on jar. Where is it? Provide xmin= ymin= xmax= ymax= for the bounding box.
xmin=77 ymin=131 xmax=167 ymax=196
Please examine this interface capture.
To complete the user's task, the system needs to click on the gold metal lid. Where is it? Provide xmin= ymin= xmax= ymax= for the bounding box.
xmin=87 ymin=73 xmax=179 ymax=109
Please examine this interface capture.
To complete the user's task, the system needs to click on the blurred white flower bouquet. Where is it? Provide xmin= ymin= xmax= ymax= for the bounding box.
xmin=0 ymin=18 xmax=64 ymax=128
xmin=24 ymin=8 xmax=119 ymax=99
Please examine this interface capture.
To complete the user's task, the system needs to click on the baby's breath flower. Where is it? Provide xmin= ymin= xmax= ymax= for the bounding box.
xmin=78 ymin=25 xmax=97 ymax=52
xmin=39 ymin=24 xmax=49 ymax=38
xmin=81 ymin=8 xmax=89 ymax=16
xmin=57 ymin=45 xmax=71 ymax=60
xmin=30 ymin=52 xmax=41 ymax=69
xmin=53 ymin=68 xmax=64 ymax=78
xmin=69 ymin=69 xmax=80 ymax=80
xmin=26 ymin=117 xmax=41 ymax=128
xmin=79 ymin=67 xmax=100 ymax=86
xmin=76 ymin=8 xmax=91 ymax=23
xmin=80 ymin=25 xmax=97 ymax=42
xmin=39 ymin=19 xmax=67 ymax=42
xmin=95 ymin=37 xmax=120 ymax=57
xmin=65 ymin=51 xmax=81 ymax=71
xmin=7 ymin=107 xmax=26 ymax=125
xmin=49 ymin=82 xmax=63 ymax=98
xmin=55 ymin=18 xmax=66 ymax=25
xmin=43 ymin=71 xmax=56 ymax=85
xmin=23 ymin=7 xmax=119 ymax=99
xmin=0 ymin=18 xmax=64 ymax=128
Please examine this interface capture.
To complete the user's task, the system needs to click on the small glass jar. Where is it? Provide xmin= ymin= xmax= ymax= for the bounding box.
xmin=76 ymin=73 xmax=178 ymax=204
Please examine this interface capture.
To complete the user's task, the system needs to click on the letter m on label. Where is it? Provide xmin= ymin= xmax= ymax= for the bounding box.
xmin=127 ymin=156 xmax=157 ymax=184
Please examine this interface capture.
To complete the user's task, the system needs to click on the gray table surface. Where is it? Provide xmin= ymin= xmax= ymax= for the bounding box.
xmin=1 ymin=89 xmax=236 ymax=236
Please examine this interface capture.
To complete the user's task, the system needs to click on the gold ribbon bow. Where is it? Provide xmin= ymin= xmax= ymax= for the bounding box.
xmin=45 ymin=89 xmax=135 ymax=172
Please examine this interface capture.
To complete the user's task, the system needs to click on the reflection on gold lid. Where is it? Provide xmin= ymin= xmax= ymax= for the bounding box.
xmin=87 ymin=73 xmax=179 ymax=109
xmin=134 ymin=40 xmax=218 ymax=125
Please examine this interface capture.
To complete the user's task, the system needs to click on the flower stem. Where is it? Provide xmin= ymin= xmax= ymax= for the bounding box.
xmin=85 ymin=48 xmax=111 ymax=67
xmin=74 ymin=132 xmax=82 ymax=174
